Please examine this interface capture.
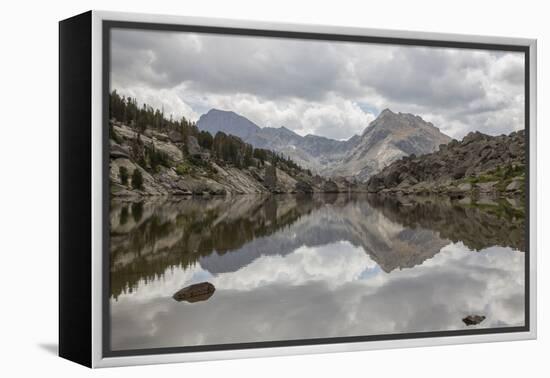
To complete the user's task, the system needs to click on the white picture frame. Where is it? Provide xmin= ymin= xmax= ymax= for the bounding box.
xmin=59 ymin=10 xmax=537 ymax=368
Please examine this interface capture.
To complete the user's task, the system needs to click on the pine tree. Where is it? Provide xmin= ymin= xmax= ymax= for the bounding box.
xmin=119 ymin=166 xmax=129 ymax=185
xmin=131 ymin=168 xmax=143 ymax=190
xmin=198 ymin=131 xmax=214 ymax=150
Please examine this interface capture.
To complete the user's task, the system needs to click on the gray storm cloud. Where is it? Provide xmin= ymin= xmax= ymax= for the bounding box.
xmin=110 ymin=28 xmax=525 ymax=140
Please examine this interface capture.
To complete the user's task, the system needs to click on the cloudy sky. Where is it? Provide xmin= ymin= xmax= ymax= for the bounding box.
xmin=110 ymin=28 xmax=525 ymax=140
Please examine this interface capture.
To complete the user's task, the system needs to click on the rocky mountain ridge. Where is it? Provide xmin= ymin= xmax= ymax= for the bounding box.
xmin=366 ymin=129 xmax=526 ymax=197
xmin=328 ymin=109 xmax=452 ymax=180
xmin=197 ymin=108 xmax=451 ymax=180
xmin=197 ymin=109 xmax=359 ymax=172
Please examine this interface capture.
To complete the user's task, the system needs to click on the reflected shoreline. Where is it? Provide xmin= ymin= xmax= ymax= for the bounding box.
xmin=110 ymin=193 xmax=525 ymax=299
xmin=109 ymin=193 xmax=525 ymax=350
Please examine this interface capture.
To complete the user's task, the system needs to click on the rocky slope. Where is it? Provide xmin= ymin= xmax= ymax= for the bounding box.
xmin=327 ymin=109 xmax=452 ymax=180
xmin=197 ymin=108 xmax=451 ymax=180
xmin=109 ymin=122 xmax=362 ymax=197
xmin=366 ymin=129 xmax=526 ymax=197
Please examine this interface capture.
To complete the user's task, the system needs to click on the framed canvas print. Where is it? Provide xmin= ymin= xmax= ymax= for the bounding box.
xmin=59 ymin=10 xmax=537 ymax=368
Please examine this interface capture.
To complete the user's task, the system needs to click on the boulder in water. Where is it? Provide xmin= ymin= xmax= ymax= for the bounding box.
xmin=173 ymin=282 xmax=215 ymax=303
xmin=462 ymin=314 xmax=486 ymax=326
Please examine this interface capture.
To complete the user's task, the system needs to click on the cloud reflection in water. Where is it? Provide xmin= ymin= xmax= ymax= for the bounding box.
xmin=110 ymin=195 xmax=525 ymax=350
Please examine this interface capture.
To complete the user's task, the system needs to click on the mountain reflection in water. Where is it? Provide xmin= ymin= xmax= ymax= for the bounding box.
xmin=109 ymin=194 xmax=525 ymax=351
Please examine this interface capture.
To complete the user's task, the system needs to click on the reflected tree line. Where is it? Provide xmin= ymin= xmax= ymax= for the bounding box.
xmin=366 ymin=195 xmax=525 ymax=252
xmin=110 ymin=195 xmax=321 ymax=299
xmin=110 ymin=194 xmax=526 ymax=299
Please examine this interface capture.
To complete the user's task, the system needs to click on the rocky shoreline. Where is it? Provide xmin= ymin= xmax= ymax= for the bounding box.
xmin=110 ymin=122 xmax=367 ymax=198
xmin=366 ymin=130 xmax=526 ymax=199
xmin=110 ymin=108 xmax=526 ymax=200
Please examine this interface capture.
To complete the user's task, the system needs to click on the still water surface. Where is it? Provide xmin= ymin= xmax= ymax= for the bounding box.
xmin=109 ymin=194 xmax=525 ymax=351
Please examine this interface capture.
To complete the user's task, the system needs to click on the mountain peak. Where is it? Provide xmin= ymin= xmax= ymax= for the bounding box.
xmin=278 ymin=126 xmax=299 ymax=136
xmin=368 ymin=109 xmax=443 ymax=133
xmin=207 ymin=108 xmax=227 ymax=114
xmin=379 ymin=108 xmax=394 ymax=116
xmin=205 ymin=108 xmax=238 ymax=117
xmin=197 ymin=109 xmax=261 ymax=140
xmin=197 ymin=107 xmax=451 ymax=182
xmin=337 ymin=109 xmax=452 ymax=180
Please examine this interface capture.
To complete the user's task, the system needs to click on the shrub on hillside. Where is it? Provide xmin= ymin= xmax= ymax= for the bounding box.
xmin=131 ymin=168 xmax=143 ymax=190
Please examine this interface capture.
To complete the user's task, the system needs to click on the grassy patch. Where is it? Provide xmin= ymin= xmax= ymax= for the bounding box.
xmin=461 ymin=164 xmax=525 ymax=189
xmin=176 ymin=162 xmax=193 ymax=176
xmin=176 ymin=157 xmax=217 ymax=178
xmin=463 ymin=172 xmax=502 ymax=184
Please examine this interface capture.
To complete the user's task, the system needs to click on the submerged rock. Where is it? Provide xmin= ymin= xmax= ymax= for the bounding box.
xmin=173 ymin=282 xmax=215 ymax=303
xmin=462 ymin=314 xmax=486 ymax=326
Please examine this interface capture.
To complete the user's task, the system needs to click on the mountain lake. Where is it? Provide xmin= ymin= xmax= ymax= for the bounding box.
xmin=109 ymin=193 xmax=526 ymax=351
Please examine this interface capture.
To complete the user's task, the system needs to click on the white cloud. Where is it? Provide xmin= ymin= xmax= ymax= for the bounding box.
xmin=111 ymin=29 xmax=525 ymax=140
xmin=114 ymin=85 xmax=376 ymax=140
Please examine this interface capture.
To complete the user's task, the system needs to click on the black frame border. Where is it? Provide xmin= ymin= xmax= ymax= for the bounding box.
xmin=59 ymin=11 xmax=93 ymax=367
xmin=101 ymin=19 xmax=531 ymax=359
